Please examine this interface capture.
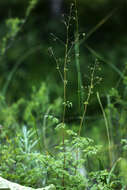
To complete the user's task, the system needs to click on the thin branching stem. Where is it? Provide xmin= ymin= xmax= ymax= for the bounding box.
xmin=62 ymin=7 xmax=72 ymax=189
xmin=78 ymin=61 xmax=96 ymax=136
xmin=50 ymin=49 xmax=64 ymax=82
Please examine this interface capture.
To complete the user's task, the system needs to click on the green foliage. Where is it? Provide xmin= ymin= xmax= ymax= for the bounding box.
xmin=26 ymin=0 xmax=38 ymax=17
xmin=0 ymin=125 xmax=124 ymax=189
xmin=89 ymin=170 xmax=122 ymax=190
xmin=119 ymin=159 xmax=127 ymax=186
xmin=0 ymin=83 xmax=62 ymax=144
xmin=1 ymin=71 xmax=127 ymax=189
xmin=0 ymin=18 xmax=24 ymax=55
xmin=0 ymin=127 xmax=101 ymax=189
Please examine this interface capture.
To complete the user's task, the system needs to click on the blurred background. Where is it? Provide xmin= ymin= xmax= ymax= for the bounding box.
xmin=1 ymin=1 xmax=127 ymax=187
xmin=0 ymin=0 xmax=127 ymax=137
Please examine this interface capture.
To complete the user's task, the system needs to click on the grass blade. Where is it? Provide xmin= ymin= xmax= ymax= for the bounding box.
xmin=97 ymin=92 xmax=112 ymax=167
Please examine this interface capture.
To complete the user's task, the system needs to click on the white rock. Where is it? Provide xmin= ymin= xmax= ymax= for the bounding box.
xmin=0 ymin=177 xmax=55 ymax=190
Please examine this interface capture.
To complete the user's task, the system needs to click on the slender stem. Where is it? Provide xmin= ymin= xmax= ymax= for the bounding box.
xmin=78 ymin=61 xmax=96 ymax=136
xmin=51 ymin=49 xmax=64 ymax=82
xmin=74 ymin=0 xmax=83 ymax=112
xmin=62 ymin=9 xmax=71 ymax=189
xmin=97 ymin=91 xmax=112 ymax=167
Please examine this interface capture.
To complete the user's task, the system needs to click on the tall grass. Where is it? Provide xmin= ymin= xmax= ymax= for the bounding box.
xmin=74 ymin=0 xmax=83 ymax=112
xmin=97 ymin=92 xmax=112 ymax=167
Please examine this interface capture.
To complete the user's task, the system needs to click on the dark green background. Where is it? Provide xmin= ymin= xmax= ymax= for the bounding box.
xmin=0 ymin=0 xmax=127 ymax=119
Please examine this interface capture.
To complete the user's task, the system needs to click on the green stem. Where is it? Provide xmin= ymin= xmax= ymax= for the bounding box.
xmin=74 ymin=0 xmax=83 ymax=112
xmin=62 ymin=9 xmax=71 ymax=188
xmin=97 ymin=92 xmax=112 ymax=167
